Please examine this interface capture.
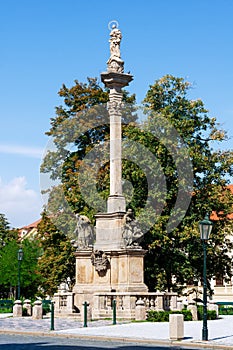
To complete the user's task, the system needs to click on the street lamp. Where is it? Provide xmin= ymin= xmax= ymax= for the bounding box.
xmin=17 ymin=247 xmax=24 ymax=299
xmin=199 ymin=214 xmax=213 ymax=341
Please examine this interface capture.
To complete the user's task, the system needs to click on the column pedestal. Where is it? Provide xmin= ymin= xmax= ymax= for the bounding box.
xmin=107 ymin=195 xmax=126 ymax=213
xmin=73 ymin=248 xmax=148 ymax=313
xmin=94 ymin=211 xmax=125 ymax=250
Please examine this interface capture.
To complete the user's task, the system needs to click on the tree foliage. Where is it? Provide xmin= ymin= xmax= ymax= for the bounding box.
xmin=41 ymin=75 xmax=233 ymax=294
xmin=37 ymin=212 xmax=76 ymax=296
xmin=0 ymin=213 xmax=18 ymax=247
xmin=0 ymin=238 xmax=41 ymax=299
xmin=142 ymin=75 xmax=233 ymax=291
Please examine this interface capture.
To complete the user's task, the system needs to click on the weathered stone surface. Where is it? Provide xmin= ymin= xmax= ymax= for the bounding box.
xmin=73 ymin=248 xmax=148 ymax=314
xmin=107 ymin=26 xmax=124 ymax=73
xmin=135 ymin=298 xmax=146 ymax=321
xmin=101 ymin=72 xmax=133 ymax=89
xmin=169 ymin=314 xmax=184 ymax=340
xmin=23 ymin=299 xmax=32 ymax=316
xmin=122 ymin=209 xmax=143 ymax=247
xmin=91 ymin=250 xmax=110 ymax=274
xmin=53 ymin=292 xmax=74 ymax=315
xmin=100 ymin=70 xmax=133 ymax=216
xmin=95 ymin=212 xmax=125 ymax=250
xmin=74 ymin=249 xmax=95 ymax=285
xmin=72 ymin=214 xmax=95 ymax=249
xmin=169 ymin=294 xmax=178 ymax=311
xmin=13 ymin=300 xmax=22 ymax=317
xmin=32 ymin=300 xmax=43 ymax=320
xmin=176 ymin=299 xmax=184 ymax=311
xmin=187 ymin=303 xmax=198 ymax=321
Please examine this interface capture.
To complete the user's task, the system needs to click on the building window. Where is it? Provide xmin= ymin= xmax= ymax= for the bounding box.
xmin=215 ymin=276 xmax=224 ymax=286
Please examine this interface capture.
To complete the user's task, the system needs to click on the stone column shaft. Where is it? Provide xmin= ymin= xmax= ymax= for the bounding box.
xmin=107 ymin=87 xmax=126 ymax=213
xmin=101 ymin=72 xmax=133 ymax=213
xmin=109 ymin=88 xmax=123 ymax=198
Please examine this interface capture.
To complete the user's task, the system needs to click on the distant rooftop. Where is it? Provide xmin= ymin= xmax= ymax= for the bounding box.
xmin=20 ymin=218 xmax=41 ymax=230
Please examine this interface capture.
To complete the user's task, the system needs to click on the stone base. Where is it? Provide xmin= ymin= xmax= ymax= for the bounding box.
xmin=95 ymin=211 xmax=126 ymax=250
xmin=169 ymin=314 xmax=184 ymax=340
xmin=73 ymin=247 xmax=148 ymax=314
xmin=107 ymin=195 xmax=126 ymax=213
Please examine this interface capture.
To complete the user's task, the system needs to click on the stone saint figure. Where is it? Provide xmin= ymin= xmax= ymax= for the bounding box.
xmin=109 ymin=28 xmax=122 ymax=59
xmin=73 ymin=213 xmax=95 ymax=249
xmin=122 ymin=209 xmax=143 ymax=247
xmin=107 ymin=27 xmax=124 ymax=73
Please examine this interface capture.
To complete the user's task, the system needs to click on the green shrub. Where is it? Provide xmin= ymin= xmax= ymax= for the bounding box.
xmin=0 ymin=300 xmax=13 ymax=313
xmin=208 ymin=310 xmax=217 ymax=320
xmin=178 ymin=309 xmax=192 ymax=321
xmin=0 ymin=308 xmax=11 ymax=313
xmin=219 ymin=306 xmax=233 ymax=315
xmin=42 ymin=303 xmax=51 ymax=315
xmin=147 ymin=310 xmax=170 ymax=322
xmin=22 ymin=307 xmax=29 ymax=316
xmin=146 ymin=309 xmax=192 ymax=322
xmin=197 ymin=305 xmax=217 ymax=320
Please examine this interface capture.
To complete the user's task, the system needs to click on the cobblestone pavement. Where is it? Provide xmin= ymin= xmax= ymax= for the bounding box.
xmin=0 ymin=314 xmax=115 ymax=332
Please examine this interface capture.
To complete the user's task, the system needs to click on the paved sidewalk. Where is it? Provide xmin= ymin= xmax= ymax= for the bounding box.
xmin=1 ymin=313 xmax=233 ymax=348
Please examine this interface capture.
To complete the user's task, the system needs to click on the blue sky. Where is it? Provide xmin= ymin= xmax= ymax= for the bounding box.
xmin=0 ymin=0 xmax=232 ymax=227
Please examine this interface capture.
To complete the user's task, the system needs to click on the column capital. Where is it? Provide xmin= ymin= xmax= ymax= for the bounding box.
xmin=101 ymin=71 xmax=133 ymax=89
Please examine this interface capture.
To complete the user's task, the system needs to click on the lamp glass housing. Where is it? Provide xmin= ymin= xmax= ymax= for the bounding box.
xmin=18 ymin=248 xmax=24 ymax=261
xmin=199 ymin=215 xmax=213 ymax=240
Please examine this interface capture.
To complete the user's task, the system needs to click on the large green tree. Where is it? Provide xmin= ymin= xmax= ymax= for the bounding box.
xmin=0 ymin=213 xmax=18 ymax=247
xmin=37 ymin=212 xmax=76 ymax=296
xmin=41 ymin=75 xmax=233 ymax=293
xmin=141 ymin=75 xmax=233 ymax=291
xmin=0 ymin=238 xmax=41 ymax=298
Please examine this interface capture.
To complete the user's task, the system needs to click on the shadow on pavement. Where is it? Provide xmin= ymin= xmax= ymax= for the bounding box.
xmin=0 ymin=342 xmax=174 ymax=350
xmin=211 ymin=334 xmax=233 ymax=341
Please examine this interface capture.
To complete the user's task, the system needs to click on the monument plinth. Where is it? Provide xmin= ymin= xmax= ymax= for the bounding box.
xmin=72 ymin=23 xmax=148 ymax=318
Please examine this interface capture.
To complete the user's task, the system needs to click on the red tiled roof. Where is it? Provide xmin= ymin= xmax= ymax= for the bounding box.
xmin=20 ymin=218 xmax=41 ymax=230
xmin=211 ymin=185 xmax=233 ymax=220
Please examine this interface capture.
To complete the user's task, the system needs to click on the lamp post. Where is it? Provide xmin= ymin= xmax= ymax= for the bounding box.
xmin=17 ymin=247 xmax=24 ymax=299
xmin=199 ymin=214 xmax=213 ymax=341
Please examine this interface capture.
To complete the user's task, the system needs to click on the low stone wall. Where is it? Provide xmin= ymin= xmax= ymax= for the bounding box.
xmin=91 ymin=292 xmax=178 ymax=320
xmin=53 ymin=292 xmax=75 ymax=315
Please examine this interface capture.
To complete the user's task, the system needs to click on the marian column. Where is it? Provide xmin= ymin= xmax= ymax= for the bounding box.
xmin=73 ymin=24 xmax=148 ymax=315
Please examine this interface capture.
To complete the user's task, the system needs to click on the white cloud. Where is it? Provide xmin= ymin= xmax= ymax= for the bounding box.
xmin=0 ymin=144 xmax=43 ymax=158
xmin=0 ymin=177 xmax=43 ymax=228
